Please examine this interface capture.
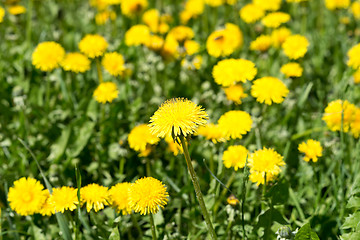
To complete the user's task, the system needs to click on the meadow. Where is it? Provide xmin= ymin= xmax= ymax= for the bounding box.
xmin=1 ymin=0 xmax=360 ymax=239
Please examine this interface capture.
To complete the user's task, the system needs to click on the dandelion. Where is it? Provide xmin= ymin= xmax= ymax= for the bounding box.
xmin=197 ymin=123 xmax=227 ymax=143
xmin=184 ymin=40 xmax=200 ymax=55
xmin=8 ymin=177 xmax=48 ymax=216
xmin=205 ymin=0 xmax=223 ymax=7
xmin=93 ymin=82 xmax=119 ymax=104
xmin=212 ymin=59 xmax=257 ymax=87
xmin=354 ymin=69 xmax=360 ymax=84
xmin=125 ymin=24 xmax=151 ymax=46
xmin=160 ymin=35 xmax=180 ymax=60
xmin=49 ymin=187 xmax=78 ymax=213
xmin=280 ymin=62 xmax=303 ymax=78
xmin=351 ymin=2 xmax=360 ymax=19
xmin=32 ymin=42 xmax=65 ymax=72
xmin=128 ymin=124 xmax=160 ymax=156
xmin=128 ymin=177 xmax=169 ymax=215
xmin=250 ymin=35 xmax=272 ymax=52
xmin=262 ymin=12 xmax=291 ymax=28
xmin=282 ymin=34 xmax=309 ymax=60
xmin=183 ymin=0 xmax=204 ymax=19
xmin=322 ymin=99 xmax=356 ymax=132
xmin=168 ymin=26 xmax=194 ymax=43
xmin=218 ymin=110 xmax=252 ymax=139
xmin=109 ymin=182 xmax=132 ymax=215
xmin=351 ymin=108 xmax=360 ymax=138
xmin=271 ymin=27 xmax=291 ymax=48
xmin=223 ymin=84 xmax=248 ymax=104
xmin=146 ymin=35 xmax=165 ymax=51
xmin=239 ymin=3 xmax=265 ymax=24
xmin=227 ymin=194 xmax=240 ymax=206
xmin=142 ymin=9 xmax=160 ymax=32
xmin=102 ymin=52 xmax=125 ymax=77
xmin=253 ymin=0 xmax=282 ymax=11
xmin=0 ymin=7 xmax=4 ymax=23
xmin=325 ymin=0 xmax=350 ymax=10
xmin=248 ymin=147 xmax=285 ymax=185
xmin=121 ymin=0 xmax=148 ymax=17
xmin=347 ymin=43 xmax=360 ymax=69
xmin=79 ymin=34 xmax=108 ymax=59
xmin=61 ymin=52 xmax=91 ymax=73
xmin=206 ymin=23 xmax=243 ymax=58
xmin=39 ymin=193 xmax=55 ymax=216
xmin=149 ymin=98 xmax=208 ymax=138
xmin=81 ymin=183 xmax=110 ymax=212
xmin=95 ymin=10 xmax=116 ymax=25
xmin=298 ymin=139 xmax=323 ymax=162
xmin=8 ymin=5 xmax=26 ymax=15
xmin=251 ymin=77 xmax=289 ymax=105
xmin=222 ymin=145 xmax=249 ymax=171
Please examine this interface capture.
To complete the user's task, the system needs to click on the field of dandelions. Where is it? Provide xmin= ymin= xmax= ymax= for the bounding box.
xmin=1 ymin=0 xmax=360 ymax=239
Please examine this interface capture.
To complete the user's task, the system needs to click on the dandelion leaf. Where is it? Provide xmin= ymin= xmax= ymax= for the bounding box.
xmin=294 ymin=223 xmax=320 ymax=240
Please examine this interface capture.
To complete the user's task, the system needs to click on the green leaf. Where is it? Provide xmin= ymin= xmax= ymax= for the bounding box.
xmin=48 ymin=126 xmax=71 ymax=162
xmin=108 ymin=228 xmax=120 ymax=240
xmin=295 ymin=223 xmax=320 ymax=240
xmin=256 ymin=208 xmax=288 ymax=230
xmin=341 ymin=232 xmax=360 ymax=240
xmin=66 ymin=121 xmax=96 ymax=158
xmin=342 ymin=212 xmax=360 ymax=230
xmin=347 ymin=197 xmax=360 ymax=209
xmin=265 ymin=179 xmax=289 ymax=205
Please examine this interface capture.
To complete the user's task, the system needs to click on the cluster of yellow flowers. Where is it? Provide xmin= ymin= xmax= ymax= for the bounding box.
xmin=0 ymin=0 xmax=26 ymax=21
xmin=8 ymin=176 xmax=168 ymax=216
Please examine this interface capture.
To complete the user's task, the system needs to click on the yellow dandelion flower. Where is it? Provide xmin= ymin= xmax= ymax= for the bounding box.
xmin=142 ymin=9 xmax=160 ymax=32
xmin=79 ymin=34 xmax=108 ymax=59
xmin=197 ymin=123 xmax=227 ymax=143
xmin=262 ymin=12 xmax=290 ymax=28
xmin=0 ymin=7 xmax=5 ymax=23
xmin=149 ymin=98 xmax=208 ymax=138
xmin=206 ymin=23 xmax=243 ymax=58
xmin=250 ymin=35 xmax=272 ymax=52
xmin=212 ymin=59 xmax=257 ymax=87
xmin=109 ymin=182 xmax=132 ymax=215
xmin=81 ymin=184 xmax=109 ymax=212
xmin=103 ymin=0 xmax=122 ymax=5
xmin=95 ymin=10 xmax=116 ymax=25
xmin=39 ymin=191 xmax=55 ymax=216
xmin=145 ymin=35 xmax=165 ymax=51
xmin=253 ymin=0 xmax=282 ymax=11
xmin=165 ymin=135 xmax=183 ymax=156
xmin=128 ymin=124 xmax=160 ymax=154
xmin=217 ymin=110 xmax=252 ymax=139
xmin=8 ymin=177 xmax=48 ymax=216
xmin=222 ymin=145 xmax=248 ymax=171
xmin=322 ymin=99 xmax=356 ymax=132
xmin=93 ymin=82 xmax=119 ymax=104
xmin=248 ymin=147 xmax=285 ymax=185
xmin=351 ymin=108 xmax=360 ymax=138
xmin=223 ymin=84 xmax=248 ymax=104
xmin=161 ymin=35 xmax=180 ymax=60
xmin=102 ymin=52 xmax=125 ymax=77
xmin=282 ymin=34 xmax=309 ymax=59
xmin=180 ymin=10 xmax=192 ymax=24
xmin=298 ymin=139 xmax=323 ymax=162
xmin=347 ymin=43 xmax=360 ymax=69
xmin=271 ymin=27 xmax=291 ymax=48
xmin=184 ymin=40 xmax=200 ymax=55
xmin=128 ymin=177 xmax=169 ymax=215
xmin=8 ymin=5 xmax=26 ymax=15
xmin=125 ymin=24 xmax=151 ymax=46
xmin=49 ymin=187 xmax=78 ymax=213
xmin=251 ymin=77 xmax=289 ymax=105
xmin=351 ymin=2 xmax=360 ymax=19
xmin=353 ymin=68 xmax=360 ymax=84
xmin=239 ymin=3 xmax=265 ymax=24
xmin=280 ymin=62 xmax=303 ymax=78
xmin=184 ymin=0 xmax=205 ymax=18
xmin=32 ymin=42 xmax=65 ymax=72
xmin=286 ymin=0 xmax=308 ymax=2
xmin=90 ymin=0 xmax=110 ymax=10
xmin=168 ymin=26 xmax=194 ymax=43
xmin=61 ymin=52 xmax=91 ymax=73
xmin=227 ymin=194 xmax=240 ymax=206
xmin=325 ymin=0 xmax=350 ymax=10
xmin=205 ymin=0 xmax=223 ymax=7
xmin=121 ymin=0 xmax=148 ymax=17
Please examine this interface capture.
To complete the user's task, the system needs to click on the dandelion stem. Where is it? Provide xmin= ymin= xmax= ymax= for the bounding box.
xmin=130 ymin=214 xmax=143 ymax=239
xmin=96 ymin=58 xmax=103 ymax=83
xmin=179 ymin=135 xmax=217 ymax=240
xmin=261 ymin=173 xmax=267 ymax=211
xmin=149 ymin=214 xmax=157 ymax=240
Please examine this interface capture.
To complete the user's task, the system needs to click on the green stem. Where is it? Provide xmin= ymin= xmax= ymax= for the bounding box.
xmin=130 ymin=214 xmax=143 ymax=239
xmin=96 ymin=58 xmax=103 ymax=83
xmin=149 ymin=214 xmax=157 ymax=240
xmin=261 ymin=173 xmax=267 ymax=211
xmin=146 ymin=158 xmax=151 ymax=176
xmin=0 ymin=207 xmax=2 ymax=240
xmin=26 ymin=0 xmax=33 ymax=48
xmin=179 ymin=135 xmax=217 ymax=240
xmin=46 ymin=74 xmax=51 ymax=112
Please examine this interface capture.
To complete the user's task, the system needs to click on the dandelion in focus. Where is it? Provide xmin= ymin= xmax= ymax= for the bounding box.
xmin=223 ymin=84 xmax=248 ymax=104
xmin=32 ymin=42 xmax=65 ymax=72
xmin=298 ymin=139 xmax=323 ymax=162
xmin=251 ymin=77 xmax=289 ymax=105
xmin=222 ymin=145 xmax=248 ymax=171
xmin=218 ymin=110 xmax=252 ymax=139
xmin=282 ymin=34 xmax=309 ymax=60
xmin=280 ymin=62 xmax=303 ymax=78
xmin=49 ymin=187 xmax=78 ymax=213
xmin=79 ymin=34 xmax=108 ymax=59
xmin=81 ymin=183 xmax=110 ymax=212
xmin=93 ymin=82 xmax=119 ymax=104
xmin=109 ymin=182 xmax=132 ymax=215
xmin=61 ymin=52 xmax=91 ymax=73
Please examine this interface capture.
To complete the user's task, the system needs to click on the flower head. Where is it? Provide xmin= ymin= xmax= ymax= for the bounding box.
xmin=248 ymin=147 xmax=285 ymax=185
xmin=212 ymin=59 xmax=257 ymax=87
xmin=39 ymin=193 xmax=55 ymax=216
xmin=79 ymin=34 xmax=108 ymax=59
xmin=197 ymin=123 xmax=227 ymax=143
xmin=322 ymin=99 xmax=356 ymax=132
xmin=271 ymin=27 xmax=291 ymax=48
xmin=354 ymin=69 xmax=360 ymax=84
xmin=61 ymin=52 xmax=91 ymax=73
xmin=93 ymin=82 xmax=119 ymax=104
xmin=280 ymin=62 xmax=303 ymax=78
xmin=121 ymin=0 xmax=148 ymax=17
xmin=298 ymin=139 xmax=323 ymax=162
xmin=206 ymin=23 xmax=243 ymax=58
xmin=218 ymin=110 xmax=252 ymax=139
xmin=149 ymin=98 xmax=208 ymax=138
xmin=109 ymin=182 xmax=132 ymax=215
xmin=239 ymin=3 xmax=265 ymax=24
xmin=49 ymin=187 xmax=78 ymax=213
xmin=253 ymin=0 xmax=282 ymax=11
xmin=102 ymin=52 xmax=125 ymax=76
xmin=282 ymin=34 xmax=309 ymax=60
xmin=347 ymin=43 xmax=360 ymax=69
xmin=325 ymin=0 xmax=350 ymax=10
xmin=351 ymin=2 xmax=360 ymax=19
xmin=32 ymin=42 xmax=65 ymax=72
xmin=81 ymin=183 xmax=109 ymax=212
xmin=0 ymin=7 xmax=5 ymax=23
xmin=251 ymin=77 xmax=289 ymax=105
xmin=184 ymin=40 xmax=200 ymax=55
xmin=262 ymin=12 xmax=290 ymax=28
xmin=351 ymin=108 xmax=360 ymax=138
xmin=8 ymin=5 xmax=26 ymax=15
xmin=250 ymin=35 xmax=272 ymax=52
xmin=222 ymin=145 xmax=248 ymax=171
xmin=168 ymin=26 xmax=194 ymax=43
xmin=223 ymin=84 xmax=248 ymax=104
xmin=128 ymin=177 xmax=169 ymax=215
xmin=227 ymin=194 xmax=240 ymax=206
xmin=125 ymin=25 xmax=151 ymax=46
xmin=8 ymin=177 xmax=48 ymax=216
xmin=128 ymin=124 xmax=160 ymax=155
